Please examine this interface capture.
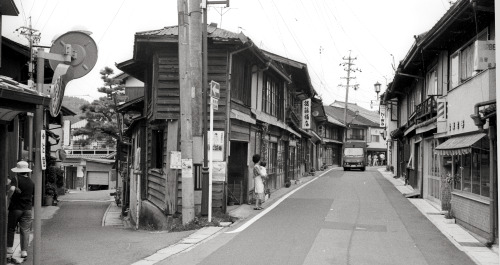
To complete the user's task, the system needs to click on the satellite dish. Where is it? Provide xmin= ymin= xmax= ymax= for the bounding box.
xmin=49 ymin=31 xmax=98 ymax=79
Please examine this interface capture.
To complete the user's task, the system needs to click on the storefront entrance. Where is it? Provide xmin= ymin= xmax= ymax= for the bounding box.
xmin=228 ymin=141 xmax=248 ymax=205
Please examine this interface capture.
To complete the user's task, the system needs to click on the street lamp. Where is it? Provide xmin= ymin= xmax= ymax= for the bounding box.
xmin=374 ymin=81 xmax=381 ymax=100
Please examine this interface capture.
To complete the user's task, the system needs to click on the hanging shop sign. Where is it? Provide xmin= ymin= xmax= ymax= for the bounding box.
xmin=379 ymin=105 xmax=386 ymax=127
xmin=302 ymin=98 xmax=311 ymax=129
xmin=41 ymin=130 xmax=47 ymax=170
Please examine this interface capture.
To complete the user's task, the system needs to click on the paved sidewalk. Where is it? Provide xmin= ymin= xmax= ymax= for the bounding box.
xmin=377 ymin=168 xmax=499 ymax=265
xmin=7 ymin=206 xmax=59 ymax=264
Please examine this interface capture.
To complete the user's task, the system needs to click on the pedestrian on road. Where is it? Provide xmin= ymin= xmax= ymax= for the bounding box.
xmin=252 ymin=154 xmax=264 ymax=210
xmin=367 ymin=154 xmax=371 ymax=167
xmin=7 ymin=161 xmax=34 ymax=259
xmin=380 ymin=153 xmax=386 ymax=166
xmin=374 ymin=154 xmax=379 ymax=166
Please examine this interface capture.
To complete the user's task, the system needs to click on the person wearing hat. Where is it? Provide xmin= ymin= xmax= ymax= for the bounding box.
xmin=6 ymin=161 xmax=34 ymax=259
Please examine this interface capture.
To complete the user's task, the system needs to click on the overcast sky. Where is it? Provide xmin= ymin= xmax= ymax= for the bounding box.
xmin=3 ymin=0 xmax=451 ymax=109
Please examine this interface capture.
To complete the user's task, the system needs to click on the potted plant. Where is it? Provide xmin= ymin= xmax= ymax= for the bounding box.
xmin=45 ymin=183 xmax=56 ymax=206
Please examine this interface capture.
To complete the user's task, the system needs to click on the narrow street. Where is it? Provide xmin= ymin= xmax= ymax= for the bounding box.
xmin=159 ymin=168 xmax=474 ymax=265
xmin=20 ymin=190 xmax=193 ymax=265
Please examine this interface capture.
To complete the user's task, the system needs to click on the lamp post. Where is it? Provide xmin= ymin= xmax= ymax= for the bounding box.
xmin=374 ymin=81 xmax=381 ymax=100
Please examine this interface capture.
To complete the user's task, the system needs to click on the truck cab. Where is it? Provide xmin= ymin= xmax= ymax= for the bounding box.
xmin=342 ymin=140 xmax=367 ymax=171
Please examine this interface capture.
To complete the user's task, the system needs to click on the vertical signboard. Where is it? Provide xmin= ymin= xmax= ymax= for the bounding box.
xmin=302 ymin=98 xmax=311 ymax=129
xmin=379 ymin=105 xmax=386 ymax=127
xmin=208 ymin=131 xmax=224 ymax=161
xmin=41 ymin=130 xmax=46 ymax=170
xmin=63 ymin=120 xmax=71 ymax=146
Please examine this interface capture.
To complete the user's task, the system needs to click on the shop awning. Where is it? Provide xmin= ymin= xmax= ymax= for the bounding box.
xmin=435 ymin=133 xmax=486 ymax=156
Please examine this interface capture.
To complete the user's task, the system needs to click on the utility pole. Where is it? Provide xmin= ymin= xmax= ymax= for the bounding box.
xmin=178 ymin=0 xmax=195 ymax=224
xmin=15 ymin=17 xmax=40 ymax=88
xmin=339 ymin=50 xmax=360 ymax=140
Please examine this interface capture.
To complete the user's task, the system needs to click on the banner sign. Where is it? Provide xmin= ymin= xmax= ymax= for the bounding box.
xmin=302 ymin=99 xmax=311 ymax=129
xmin=379 ymin=105 xmax=386 ymax=127
xmin=41 ymin=130 xmax=47 ymax=170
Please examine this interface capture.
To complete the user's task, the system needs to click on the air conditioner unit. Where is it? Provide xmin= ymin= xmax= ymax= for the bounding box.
xmin=474 ymin=40 xmax=495 ymax=71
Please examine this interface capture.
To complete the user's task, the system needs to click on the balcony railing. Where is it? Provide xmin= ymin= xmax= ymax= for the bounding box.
xmin=408 ymin=96 xmax=437 ymax=127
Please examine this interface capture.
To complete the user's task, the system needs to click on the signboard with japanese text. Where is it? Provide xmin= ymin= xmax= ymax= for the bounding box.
xmin=212 ymin=161 xmax=226 ymax=182
xmin=41 ymin=130 xmax=47 ymax=170
xmin=208 ymin=131 xmax=224 ymax=161
xmin=302 ymin=99 xmax=311 ymax=129
xmin=170 ymin=151 xmax=182 ymax=169
xmin=181 ymin=159 xmax=193 ymax=178
xmin=379 ymin=105 xmax=386 ymax=127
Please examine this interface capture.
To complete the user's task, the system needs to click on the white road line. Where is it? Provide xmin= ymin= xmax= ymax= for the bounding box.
xmin=226 ymin=168 xmax=334 ymax=234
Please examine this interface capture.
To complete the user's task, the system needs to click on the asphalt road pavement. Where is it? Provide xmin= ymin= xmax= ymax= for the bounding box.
xmin=21 ymin=190 xmax=194 ymax=265
xmin=160 ymin=167 xmax=474 ymax=265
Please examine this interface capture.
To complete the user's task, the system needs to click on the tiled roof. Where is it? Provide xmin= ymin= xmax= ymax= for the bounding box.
xmin=330 ymin=101 xmax=380 ymax=125
xmin=0 ymin=75 xmax=38 ymax=95
xmin=136 ymin=24 xmax=241 ymax=42
xmin=324 ymin=105 xmax=379 ymax=128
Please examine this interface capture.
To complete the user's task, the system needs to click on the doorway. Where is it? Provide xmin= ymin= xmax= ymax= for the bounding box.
xmin=228 ymin=141 xmax=248 ymax=205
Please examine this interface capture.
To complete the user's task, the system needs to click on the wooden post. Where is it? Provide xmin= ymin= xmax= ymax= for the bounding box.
xmin=178 ymin=0 xmax=195 ymax=224
xmin=189 ymin=0 xmax=203 ymax=163
xmin=0 ymin=125 xmax=7 ymax=263
xmin=33 ymin=48 xmax=44 ymax=265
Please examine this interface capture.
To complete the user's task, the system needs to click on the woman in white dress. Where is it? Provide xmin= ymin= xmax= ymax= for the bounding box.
xmin=252 ymin=154 xmax=264 ymax=210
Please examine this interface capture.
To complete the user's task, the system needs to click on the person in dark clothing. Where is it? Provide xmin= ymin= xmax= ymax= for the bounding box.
xmin=7 ymin=161 xmax=34 ymax=259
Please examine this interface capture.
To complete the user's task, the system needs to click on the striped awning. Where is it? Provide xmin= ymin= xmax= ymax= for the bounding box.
xmin=435 ymin=133 xmax=486 ymax=156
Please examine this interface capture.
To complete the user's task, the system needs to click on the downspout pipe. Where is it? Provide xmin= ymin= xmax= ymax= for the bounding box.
xmin=471 ymin=99 xmax=497 ymax=245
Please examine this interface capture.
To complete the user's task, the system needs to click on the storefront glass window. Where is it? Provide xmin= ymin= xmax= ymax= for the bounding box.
xmin=451 ymin=137 xmax=490 ymax=197
xmin=480 ymin=149 xmax=490 ymax=196
xmin=462 ymin=154 xmax=471 ymax=192
xmin=453 ymin=156 xmax=461 ymax=190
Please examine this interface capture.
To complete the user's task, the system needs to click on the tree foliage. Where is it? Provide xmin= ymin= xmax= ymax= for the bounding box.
xmin=73 ymin=67 xmax=124 ymax=147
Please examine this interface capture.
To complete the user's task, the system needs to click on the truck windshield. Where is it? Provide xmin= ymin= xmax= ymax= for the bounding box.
xmin=344 ymin=148 xmax=363 ymax=156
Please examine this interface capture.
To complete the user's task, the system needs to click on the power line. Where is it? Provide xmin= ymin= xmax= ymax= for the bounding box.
xmin=256 ymin=0 xmax=290 ymax=58
xmin=40 ymin=0 xmax=60 ymax=32
xmin=98 ymin=0 xmax=127 ymax=45
xmin=34 ymin=0 xmax=49 ymax=27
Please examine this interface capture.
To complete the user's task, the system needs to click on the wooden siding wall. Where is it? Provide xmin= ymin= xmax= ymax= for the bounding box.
xmin=146 ymin=47 xmax=229 ymax=213
xmin=146 ymin=125 xmax=168 ymax=211
xmin=208 ymin=48 xmax=229 ymax=132
xmin=155 ymin=51 xmax=181 ymax=120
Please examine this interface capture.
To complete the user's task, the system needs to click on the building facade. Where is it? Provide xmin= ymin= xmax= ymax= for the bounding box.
xmin=383 ymin=0 xmax=496 ymax=242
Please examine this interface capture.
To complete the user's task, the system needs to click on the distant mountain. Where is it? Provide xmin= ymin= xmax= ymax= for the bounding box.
xmin=62 ymin=96 xmax=89 ymax=124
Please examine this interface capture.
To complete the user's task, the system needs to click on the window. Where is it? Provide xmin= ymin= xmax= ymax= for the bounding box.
xmin=371 ymin=135 xmax=380 ymax=143
xmin=262 ymin=74 xmax=283 ymax=119
xmin=348 ymin=128 xmax=364 ymax=140
xmin=452 ymin=137 xmax=490 ymax=197
xmin=231 ymin=54 xmax=251 ymax=105
xmin=450 ymin=29 xmax=488 ymax=90
xmin=151 ymin=129 xmax=164 ymax=168
xmin=426 ymin=68 xmax=438 ymax=96
xmin=391 ymin=101 xmax=398 ymax=121
xmin=268 ymin=142 xmax=277 ymax=174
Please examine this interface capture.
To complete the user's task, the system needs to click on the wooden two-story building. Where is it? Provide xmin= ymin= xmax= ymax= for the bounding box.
xmin=116 ymin=24 xmax=326 ymax=229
